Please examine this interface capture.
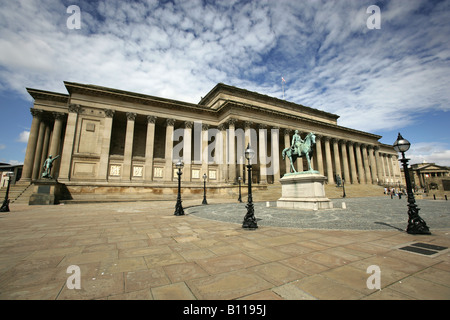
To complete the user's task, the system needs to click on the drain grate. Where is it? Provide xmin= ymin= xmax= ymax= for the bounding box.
xmin=399 ymin=242 xmax=448 ymax=256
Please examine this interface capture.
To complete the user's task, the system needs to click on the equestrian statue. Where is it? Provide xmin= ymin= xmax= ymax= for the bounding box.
xmin=282 ymin=131 xmax=316 ymax=173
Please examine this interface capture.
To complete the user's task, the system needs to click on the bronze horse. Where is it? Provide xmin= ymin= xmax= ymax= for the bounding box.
xmin=282 ymin=132 xmax=316 ymax=173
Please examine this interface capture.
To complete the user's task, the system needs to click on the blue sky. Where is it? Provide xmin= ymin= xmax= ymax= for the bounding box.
xmin=1 ymin=0 xmax=449 ymax=166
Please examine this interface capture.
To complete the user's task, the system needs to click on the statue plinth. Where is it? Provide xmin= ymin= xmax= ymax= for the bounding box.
xmin=29 ymin=179 xmax=67 ymax=205
xmin=277 ymin=172 xmax=333 ymax=210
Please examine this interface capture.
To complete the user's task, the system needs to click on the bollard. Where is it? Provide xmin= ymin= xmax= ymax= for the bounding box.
xmin=445 ymin=195 xmax=448 ymax=201
xmin=433 ymin=194 xmax=436 ymax=200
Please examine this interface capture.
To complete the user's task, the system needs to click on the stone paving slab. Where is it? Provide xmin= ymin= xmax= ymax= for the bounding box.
xmin=0 ymin=198 xmax=449 ymax=301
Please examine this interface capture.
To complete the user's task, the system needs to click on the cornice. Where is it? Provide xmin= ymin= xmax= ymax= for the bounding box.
xmin=27 ymin=81 xmax=383 ymax=143
xmin=63 ymin=81 xmax=212 ymax=115
xmin=198 ymin=82 xmax=340 ymax=121
xmin=26 ymin=88 xmax=69 ymax=103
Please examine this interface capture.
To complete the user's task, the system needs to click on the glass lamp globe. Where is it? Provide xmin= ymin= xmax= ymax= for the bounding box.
xmin=393 ymin=133 xmax=411 ymax=153
xmin=175 ymin=159 xmax=184 ymax=169
xmin=244 ymin=144 xmax=255 ymax=160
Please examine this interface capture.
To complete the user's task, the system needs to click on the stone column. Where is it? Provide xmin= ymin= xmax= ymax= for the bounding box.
xmin=227 ymin=118 xmax=237 ymax=183
xmin=374 ymin=147 xmax=384 ymax=184
xmin=20 ymin=109 xmax=43 ymax=183
xmin=242 ymin=121 xmax=253 ymax=183
xmin=324 ymin=137 xmax=334 ymax=184
xmin=393 ymin=155 xmax=401 ymax=182
xmin=181 ymin=121 xmax=193 ymax=182
xmin=283 ymin=129 xmax=291 ymax=174
xmin=48 ymin=112 xmax=65 ymax=179
xmin=259 ymin=124 xmax=267 ymax=184
xmin=49 ymin=112 xmax=65 ymax=158
xmin=314 ymin=134 xmax=324 ymax=175
xmin=144 ymin=115 xmax=157 ymax=181
xmin=39 ymin=122 xmax=51 ymax=178
xmin=32 ymin=120 xmax=46 ymax=180
xmin=387 ymin=155 xmax=394 ymax=184
xmin=164 ymin=118 xmax=175 ymax=181
xmin=382 ymin=154 xmax=389 ymax=183
xmin=361 ymin=144 xmax=372 ymax=184
xmin=201 ymin=123 xmax=209 ymax=180
xmin=389 ymin=154 xmax=397 ymax=185
xmin=218 ymin=124 xmax=228 ymax=182
xmin=271 ymin=127 xmax=280 ymax=183
xmin=419 ymin=172 xmax=425 ymax=188
xmin=244 ymin=121 xmax=253 ymax=150
xmin=122 ymin=112 xmax=136 ymax=180
xmin=332 ymin=139 xmax=342 ymax=183
xmin=368 ymin=145 xmax=378 ymax=184
xmin=59 ymin=104 xmax=82 ymax=181
xmin=347 ymin=142 xmax=358 ymax=184
xmin=98 ymin=109 xmax=115 ymax=180
xmin=340 ymin=140 xmax=351 ymax=183
xmin=32 ymin=120 xmax=48 ymax=180
xmin=355 ymin=143 xmax=365 ymax=184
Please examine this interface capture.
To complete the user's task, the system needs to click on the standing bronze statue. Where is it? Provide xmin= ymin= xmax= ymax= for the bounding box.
xmin=282 ymin=132 xmax=316 ymax=173
xmin=42 ymin=155 xmax=60 ymax=179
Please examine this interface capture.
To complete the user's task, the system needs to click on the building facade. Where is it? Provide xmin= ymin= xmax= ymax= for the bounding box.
xmin=20 ymin=82 xmax=401 ymax=196
xmin=407 ymin=162 xmax=450 ymax=193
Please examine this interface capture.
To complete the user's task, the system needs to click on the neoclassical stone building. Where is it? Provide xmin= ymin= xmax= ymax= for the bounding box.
xmin=20 ymin=82 xmax=401 ymax=198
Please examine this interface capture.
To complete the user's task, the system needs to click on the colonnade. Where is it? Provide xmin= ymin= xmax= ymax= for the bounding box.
xmin=20 ymin=109 xmax=65 ymax=183
xmin=20 ymin=107 xmax=401 ymax=186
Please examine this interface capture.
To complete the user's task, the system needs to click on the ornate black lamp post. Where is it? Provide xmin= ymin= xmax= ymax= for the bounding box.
xmin=393 ymin=133 xmax=430 ymax=234
xmin=0 ymin=172 xmax=14 ymax=212
xmin=237 ymin=176 xmax=243 ymax=203
xmin=202 ymin=173 xmax=208 ymax=205
xmin=242 ymin=144 xmax=257 ymax=229
xmin=174 ymin=159 xmax=185 ymax=216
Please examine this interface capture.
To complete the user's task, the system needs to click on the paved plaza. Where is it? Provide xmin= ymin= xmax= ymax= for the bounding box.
xmin=0 ymin=197 xmax=449 ymax=300
xmin=188 ymin=197 xmax=450 ymax=231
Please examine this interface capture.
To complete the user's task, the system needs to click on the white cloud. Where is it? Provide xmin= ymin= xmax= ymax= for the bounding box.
xmin=0 ymin=0 xmax=448 ymax=134
xmin=403 ymin=142 xmax=450 ymax=167
xmin=8 ymin=160 xmax=23 ymax=166
xmin=16 ymin=131 xmax=29 ymax=143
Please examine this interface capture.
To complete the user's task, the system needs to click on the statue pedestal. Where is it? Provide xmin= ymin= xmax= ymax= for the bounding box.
xmin=29 ymin=180 xmax=65 ymax=205
xmin=277 ymin=172 xmax=333 ymax=210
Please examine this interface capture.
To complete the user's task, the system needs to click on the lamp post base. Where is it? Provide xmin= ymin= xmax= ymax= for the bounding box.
xmin=174 ymin=200 xmax=184 ymax=216
xmin=0 ymin=199 xmax=10 ymax=212
xmin=242 ymin=202 xmax=258 ymax=229
xmin=407 ymin=214 xmax=431 ymax=235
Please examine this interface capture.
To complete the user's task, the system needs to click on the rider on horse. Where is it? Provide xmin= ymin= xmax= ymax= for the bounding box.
xmin=291 ymin=130 xmax=304 ymax=155
xmin=282 ymin=131 xmax=316 ymax=173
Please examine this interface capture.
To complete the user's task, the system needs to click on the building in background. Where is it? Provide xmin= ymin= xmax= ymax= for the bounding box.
xmin=18 ymin=82 xmax=402 ymax=199
xmin=0 ymin=163 xmax=22 ymax=187
xmin=406 ymin=162 xmax=450 ymax=196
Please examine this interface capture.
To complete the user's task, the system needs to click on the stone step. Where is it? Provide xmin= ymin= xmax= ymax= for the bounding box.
xmin=250 ymin=182 xmax=385 ymax=201
xmin=0 ymin=182 xmax=387 ymax=204
xmin=0 ymin=184 xmax=33 ymax=204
